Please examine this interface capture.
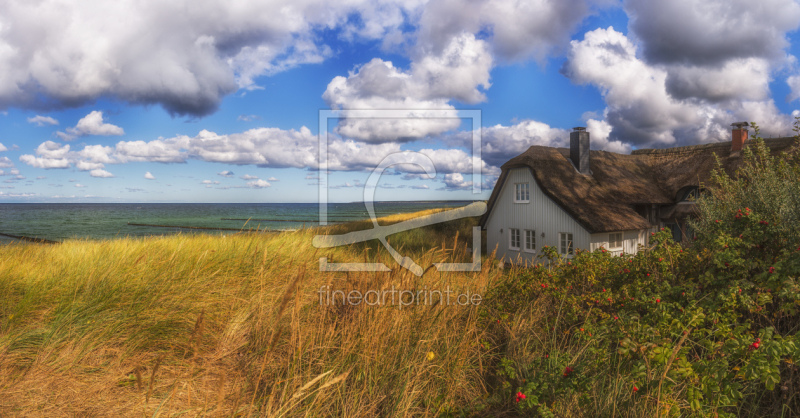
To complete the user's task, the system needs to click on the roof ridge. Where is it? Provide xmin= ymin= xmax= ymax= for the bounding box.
xmin=632 ymin=137 xmax=796 ymax=155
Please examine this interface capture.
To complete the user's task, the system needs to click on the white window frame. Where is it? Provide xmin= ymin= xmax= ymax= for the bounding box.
xmin=509 ymin=228 xmax=521 ymax=251
xmin=514 ymin=183 xmax=530 ymax=203
xmin=609 ymin=232 xmax=623 ymax=250
xmin=524 ymin=229 xmax=536 ymax=253
xmin=559 ymin=232 xmax=574 ymax=256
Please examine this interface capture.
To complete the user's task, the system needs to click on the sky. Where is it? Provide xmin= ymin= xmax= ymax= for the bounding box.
xmin=2 ymin=0 xmax=800 ymax=203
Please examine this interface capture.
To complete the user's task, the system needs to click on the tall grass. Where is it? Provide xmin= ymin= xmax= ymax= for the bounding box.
xmin=0 ymin=211 xmax=500 ymax=417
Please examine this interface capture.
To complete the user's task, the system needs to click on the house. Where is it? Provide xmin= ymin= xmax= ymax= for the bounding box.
xmin=479 ymin=124 xmax=799 ymax=263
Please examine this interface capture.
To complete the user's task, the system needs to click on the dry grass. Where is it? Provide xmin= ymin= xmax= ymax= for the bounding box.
xmin=0 ymin=210 xmax=501 ymax=417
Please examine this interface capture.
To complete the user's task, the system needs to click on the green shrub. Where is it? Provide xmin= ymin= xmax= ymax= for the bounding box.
xmin=480 ymin=124 xmax=800 ymax=417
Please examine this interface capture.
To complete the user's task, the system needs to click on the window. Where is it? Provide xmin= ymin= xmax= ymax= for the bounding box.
xmin=679 ymin=186 xmax=700 ymax=202
xmin=509 ymin=228 xmax=521 ymax=250
xmin=609 ymin=232 xmax=623 ymax=250
xmin=514 ymin=183 xmax=530 ymax=202
xmin=665 ymin=222 xmax=682 ymax=242
xmin=524 ymin=230 xmax=536 ymax=252
xmin=559 ymin=233 xmax=573 ymax=256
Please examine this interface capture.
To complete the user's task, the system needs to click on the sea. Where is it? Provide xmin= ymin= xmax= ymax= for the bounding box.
xmin=0 ymin=201 xmax=474 ymax=243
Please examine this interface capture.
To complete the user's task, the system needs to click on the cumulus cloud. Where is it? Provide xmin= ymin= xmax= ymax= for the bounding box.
xmin=144 ymin=172 xmax=156 ymax=180
xmin=0 ymin=143 xmax=6 ymax=152
xmin=0 ymin=0 xmax=425 ymax=116
xmin=19 ymin=155 xmax=71 ymax=169
xmin=75 ymin=160 xmax=105 ymax=171
xmin=74 ymin=183 xmax=86 ymax=188
xmin=248 ymin=179 xmax=271 ymax=188
xmin=56 ymin=111 xmax=124 ymax=141
xmin=201 ymin=180 xmax=220 ymax=184
xmin=417 ymin=0 xmax=603 ymax=63
xmin=787 ymin=75 xmax=800 ymax=103
xmin=27 ymin=115 xmax=59 ymax=126
xmin=267 ymin=176 xmax=279 ymax=181
xmin=323 ymin=33 xmax=492 ymax=142
xmin=625 ymin=0 xmax=800 ymax=66
xmin=89 ymin=169 xmax=115 ymax=178
xmin=561 ymin=27 xmax=794 ymax=148
xmin=18 ymin=125 xmax=499 ymax=189
xmin=240 ymin=174 xmax=258 ymax=180
xmin=217 ymin=170 xmax=234 ymax=177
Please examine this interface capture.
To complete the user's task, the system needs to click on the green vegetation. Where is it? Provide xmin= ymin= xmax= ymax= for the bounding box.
xmin=1 ymin=130 xmax=799 ymax=417
xmin=485 ymin=131 xmax=800 ymax=417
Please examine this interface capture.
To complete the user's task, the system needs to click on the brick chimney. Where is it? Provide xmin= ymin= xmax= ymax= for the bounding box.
xmin=570 ymin=127 xmax=590 ymax=175
xmin=731 ymin=122 xmax=749 ymax=152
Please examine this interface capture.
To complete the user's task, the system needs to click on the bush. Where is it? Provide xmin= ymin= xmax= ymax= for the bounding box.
xmin=480 ymin=125 xmax=800 ymax=417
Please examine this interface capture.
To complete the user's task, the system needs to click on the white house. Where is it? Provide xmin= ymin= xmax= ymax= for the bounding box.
xmin=479 ymin=124 xmax=798 ymax=264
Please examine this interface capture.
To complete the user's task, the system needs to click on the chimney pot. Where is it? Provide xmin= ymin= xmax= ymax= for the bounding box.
xmin=570 ymin=128 xmax=590 ymax=175
xmin=731 ymin=122 xmax=749 ymax=152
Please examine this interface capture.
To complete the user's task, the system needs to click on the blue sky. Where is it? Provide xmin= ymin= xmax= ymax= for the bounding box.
xmin=1 ymin=0 xmax=800 ymax=203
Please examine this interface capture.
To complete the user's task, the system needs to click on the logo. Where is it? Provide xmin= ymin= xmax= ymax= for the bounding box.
xmin=313 ymin=109 xmax=485 ymax=276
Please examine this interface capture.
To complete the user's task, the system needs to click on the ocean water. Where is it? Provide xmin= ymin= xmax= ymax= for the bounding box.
xmin=0 ymin=202 xmax=473 ymax=243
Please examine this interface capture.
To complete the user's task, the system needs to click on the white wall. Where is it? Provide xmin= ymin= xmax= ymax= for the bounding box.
xmin=485 ymin=167 xmax=590 ymax=265
xmin=589 ymin=229 xmax=650 ymax=257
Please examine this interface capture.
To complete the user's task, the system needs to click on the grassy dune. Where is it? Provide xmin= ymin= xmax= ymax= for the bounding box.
xmin=0 ymin=210 xmax=500 ymax=417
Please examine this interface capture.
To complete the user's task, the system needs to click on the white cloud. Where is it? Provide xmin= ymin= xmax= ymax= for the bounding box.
xmin=144 ymin=172 xmax=156 ymax=180
xmin=247 ymin=179 xmax=271 ymax=188
xmin=0 ymin=143 xmax=7 ymax=152
xmin=418 ymin=0 xmax=605 ymax=64
xmin=19 ymin=155 xmax=70 ymax=169
xmin=240 ymin=174 xmax=259 ymax=180
xmin=237 ymin=115 xmax=261 ymax=122
xmin=36 ymin=176 xmax=46 ymax=179
xmin=787 ymin=75 xmax=800 ymax=103
xmin=625 ymin=0 xmax=800 ymax=66
xmin=323 ymin=33 xmax=492 ymax=143
xmin=75 ymin=160 xmax=105 ymax=171
xmin=89 ymin=169 xmax=115 ymax=178
xmin=56 ymin=111 xmax=124 ymax=141
xmin=217 ymin=170 xmax=234 ymax=177
xmin=201 ymin=180 xmax=220 ymax=184
xmin=267 ymin=176 xmax=278 ymax=181
xmin=27 ymin=115 xmax=59 ymax=126
xmin=0 ymin=0 xmax=426 ymax=116
xmin=74 ymin=183 xmax=86 ymax=188
xmin=561 ymin=27 xmax=794 ymax=147
xmin=0 ymin=156 xmax=12 ymax=168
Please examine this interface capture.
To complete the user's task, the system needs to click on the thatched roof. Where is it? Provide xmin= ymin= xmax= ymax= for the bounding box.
xmin=480 ymin=137 xmax=800 ymax=233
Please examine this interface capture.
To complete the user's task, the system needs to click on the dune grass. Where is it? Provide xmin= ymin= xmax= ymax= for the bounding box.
xmin=0 ymin=209 xmax=501 ymax=417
